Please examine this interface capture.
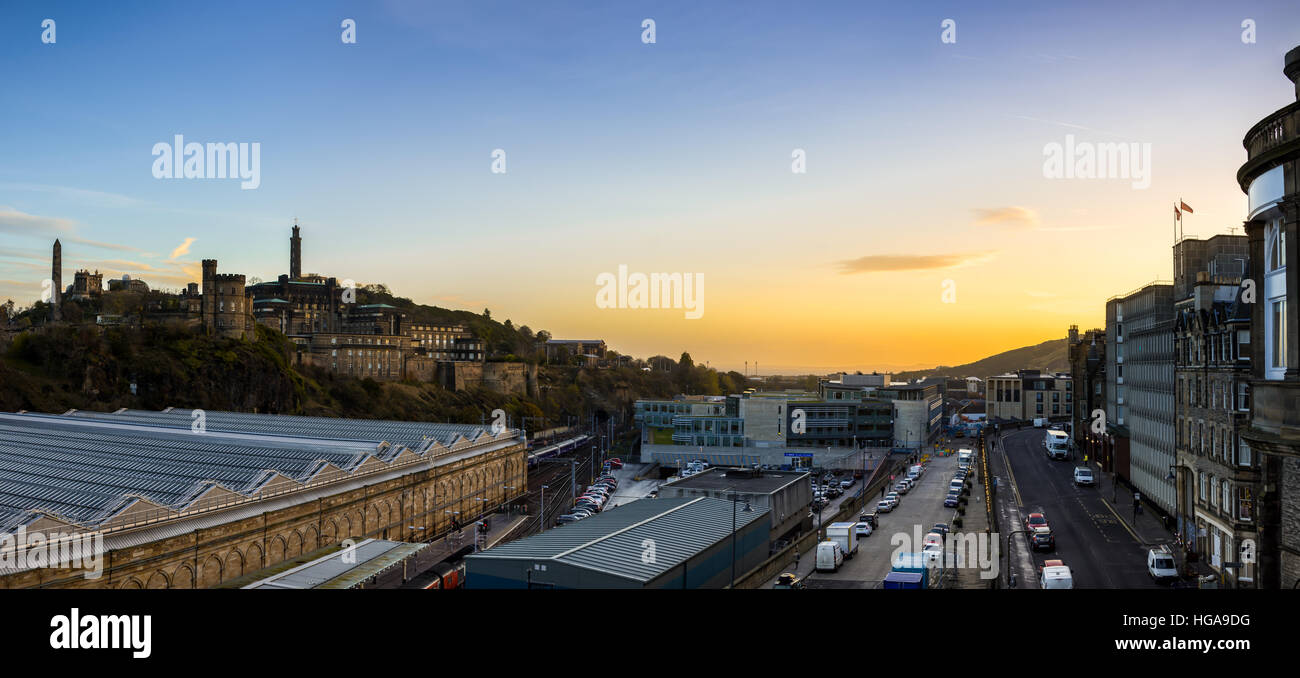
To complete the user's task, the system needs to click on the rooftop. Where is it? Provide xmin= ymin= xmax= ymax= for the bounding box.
xmin=242 ymin=539 xmax=427 ymax=589
xmin=662 ymin=467 xmax=808 ymax=494
xmin=0 ymin=409 xmax=518 ymax=538
xmin=467 ymin=496 xmax=769 ymax=583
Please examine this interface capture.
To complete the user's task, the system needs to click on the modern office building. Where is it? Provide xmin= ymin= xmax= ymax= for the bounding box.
xmin=876 ymin=382 xmax=943 ymax=449
xmin=985 ymin=370 xmax=1073 ymax=422
xmin=1238 ymin=44 xmax=1300 ymax=588
xmin=1106 ymin=282 xmax=1177 ymax=515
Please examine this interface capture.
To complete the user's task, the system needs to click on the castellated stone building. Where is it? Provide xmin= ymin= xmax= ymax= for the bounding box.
xmin=201 ymin=259 xmax=253 ymax=340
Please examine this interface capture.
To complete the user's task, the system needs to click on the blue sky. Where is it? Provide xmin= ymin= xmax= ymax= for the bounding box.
xmin=3 ymin=1 xmax=1299 ymax=371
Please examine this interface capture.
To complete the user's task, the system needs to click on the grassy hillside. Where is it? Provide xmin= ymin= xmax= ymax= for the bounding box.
xmin=0 ymin=324 xmax=755 ymax=431
xmin=894 ymin=337 xmax=1069 ymax=382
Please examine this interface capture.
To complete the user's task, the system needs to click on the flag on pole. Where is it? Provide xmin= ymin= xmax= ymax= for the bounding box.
xmin=1175 ymin=204 xmax=1181 ymax=220
xmin=1180 ymin=200 xmax=1194 ymax=214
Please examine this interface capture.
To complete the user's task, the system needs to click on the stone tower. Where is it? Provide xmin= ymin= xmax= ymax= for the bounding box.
xmin=200 ymin=259 xmax=250 ymax=339
xmin=290 ymin=224 xmax=302 ymax=280
xmin=51 ymin=239 xmax=62 ymax=321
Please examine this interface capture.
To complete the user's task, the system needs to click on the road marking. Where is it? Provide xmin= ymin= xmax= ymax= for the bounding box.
xmin=999 ymin=434 xmax=1023 ymax=507
xmin=1100 ymin=495 xmax=1142 ymax=543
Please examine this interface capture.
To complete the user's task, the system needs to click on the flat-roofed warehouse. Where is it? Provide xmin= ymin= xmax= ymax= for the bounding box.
xmin=0 ymin=408 xmax=525 ymax=589
xmin=465 ymin=496 xmax=770 ymax=589
xmin=655 ymin=467 xmax=811 ymax=544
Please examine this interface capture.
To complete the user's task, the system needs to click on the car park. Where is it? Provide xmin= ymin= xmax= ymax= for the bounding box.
xmin=1030 ymin=527 xmax=1055 ymax=552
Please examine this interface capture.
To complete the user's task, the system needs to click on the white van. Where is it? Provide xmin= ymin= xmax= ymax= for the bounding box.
xmin=1040 ymin=562 xmax=1074 ymax=589
xmin=949 ymin=479 xmax=965 ymax=493
xmin=1147 ymin=546 xmax=1178 ymax=584
xmin=816 ymin=540 xmax=845 ymax=572
xmin=1033 ymin=418 xmax=1047 ymax=428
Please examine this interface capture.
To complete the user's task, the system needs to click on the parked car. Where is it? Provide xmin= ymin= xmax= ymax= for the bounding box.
xmin=922 ymin=532 xmax=944 ymax=551
xmin=556 ymin=514 xmax=581 ymax=525
xmin=932 ymin=523 xmax=949 ymax=536
xmin=1030 ymin=527 xmax=1055 ymax=552
xmin=608 ymin=458 xmax=624 ymax=469
xmin=944 ymin=494 xmax=960 ymax=508
xmin=859 ymin=511 xmax=878 ymax=529
xmin=840 ymin=479 xmax=854 ymax=490
xmin=1025 ymin=512 xmax=1050 ymax=532
xmin=1073 ymin=467 xmax=1095 ymax=486
xmin=855 ymin=522 xmax=873 ymax=538
xmin=875 ymin=500 xmax=895 ymax=513
xmin=885 ymin=492 xmax=901 ymax=505
xmin=894 ymin=482 xmax=910 ymax=495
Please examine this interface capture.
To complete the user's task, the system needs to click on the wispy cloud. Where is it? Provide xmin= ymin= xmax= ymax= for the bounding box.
xmin=836 ymin=251 xmax=996 ymax=274
xmin=1009 ymin=114 xmax=1120 ymax=138
xmin=0 ymin=207 xmax=75 ymax=236
xmin=0 ymin=183 xmax=142 ymax=208
xmin=169 ymin=237 xmax=196 ymax=260
xmin=973 ymin=206 xmax=1039 ymax=228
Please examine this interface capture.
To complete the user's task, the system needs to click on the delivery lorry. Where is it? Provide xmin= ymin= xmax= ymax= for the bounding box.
xmin=825 ymin=522 xmax=859 ymax=559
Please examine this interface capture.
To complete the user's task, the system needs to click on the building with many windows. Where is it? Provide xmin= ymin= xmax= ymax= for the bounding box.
xmin=1239 ymin=44 xmax=1300 ymax=588
xmin=1106 ymin=282 xmax=1177 ymax=515
xmin=985 ymin=370 xmax=1073 ymax=422
xmin=1173 ymin=271 xmax=1257 ymax=586
xmin=1068 ymin=326 xmax=1108 ymax=468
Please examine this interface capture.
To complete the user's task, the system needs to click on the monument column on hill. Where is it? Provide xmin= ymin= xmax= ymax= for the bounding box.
xmin=51 ymin=239 xmax=62 ymax=321
xmin=290 ymin=222 xmax=302 ymax=280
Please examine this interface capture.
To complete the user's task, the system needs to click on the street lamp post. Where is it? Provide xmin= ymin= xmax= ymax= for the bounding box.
xmin=538 ymin=484 xmax=549 ymax=534
xmin=729 ymin=492 xmax=753 ymax=588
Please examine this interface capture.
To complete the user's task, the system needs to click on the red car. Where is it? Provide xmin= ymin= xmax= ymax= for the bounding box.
xmin=1025 ymin=513 xmax=1049 ymax=532
xmin=608 ymin=458 xmax=624 ymax=469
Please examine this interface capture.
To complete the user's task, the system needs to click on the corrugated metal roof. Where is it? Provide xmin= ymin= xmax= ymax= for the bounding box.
xmin=63 ymin=408 xmax=498 ymax=450
xmin=0 ymin=409 xmax=519 ymax=537
xmin=243 ymin=539 xmax=426 ymax=589
xmin=468 ymin=497 xmax=769 ymax=583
